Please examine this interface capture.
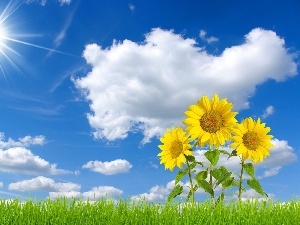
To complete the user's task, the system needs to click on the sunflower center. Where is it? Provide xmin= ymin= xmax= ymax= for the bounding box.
xmin=170 ymin=140 xmax=183 ymax=159
xmin=242 ymin=131 xmax=260 ymax=150
xmin=200 ymin=111 xmax=223 ymax=133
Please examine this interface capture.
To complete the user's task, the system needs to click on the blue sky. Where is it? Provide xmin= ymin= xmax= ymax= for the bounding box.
xmin=0 ymin=0 xmax=299 ymax=203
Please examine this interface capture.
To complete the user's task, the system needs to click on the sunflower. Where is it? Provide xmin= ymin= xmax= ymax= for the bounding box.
xmin=230 ymin=117 xmax=273 ymax=163
xmin=183 ymin=94 xmax=238 ymax=148
xmin=158 ymin=127 xmax=193 ymax=171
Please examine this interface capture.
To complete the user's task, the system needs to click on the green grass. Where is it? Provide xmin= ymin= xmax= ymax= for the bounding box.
xmin=0 ymin=197 xmax=299 ymax=224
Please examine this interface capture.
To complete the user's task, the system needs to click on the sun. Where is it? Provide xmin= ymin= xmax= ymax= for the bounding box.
xmin=0 ymin=9 xmax=17 ymax=78
xmin=0 ymin=1 xmax=30 ymax=78
xmin=0 ymin=1 xmax=74 ymax=81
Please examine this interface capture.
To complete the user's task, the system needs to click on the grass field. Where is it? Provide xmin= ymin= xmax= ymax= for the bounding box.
xmin=0 ymin=197 xmax=299 ymax=224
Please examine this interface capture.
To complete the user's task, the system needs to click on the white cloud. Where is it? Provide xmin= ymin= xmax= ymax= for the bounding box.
xmin=194 ymin=138 xmax=297 ymax=178
xmin=59 ymin=0 xmax=71 ymax=6
xmin=132 ymin=156 xmax=284 ymax=203
xmin=194 ymin=147 xmax=248 ymax=177
xmin=74 ymin=28 xmax=297 ymax=144
xmin=131 ymin=192 xmax=165 ymax=202
xmin=199 ymin=29 xmax=219 ymax=43
xmin=82 ymin=159 xmax=132 ymax=175
xmin=49 ymin=186 xmax=123 ymax=200
xmin=47 ymin=1 xmax=76 ymax=57
xmin=262 ymin=105 xmax=274 ymax=118
xmin=0 ymin=182 xmax=3 ymax=188
xmin=258 ymin=139 xmax=297 ymax=168
xmin=0 ymin=147 xmax=72 ymax=175
xmin=131 ymin=184 xmax=169 ymax=202
xmin=82 ymin=186 xmax=123 ymax=199
xmin=131 ymin=180 xmax=211 ymax=202
xmin=25 ymin=0 xmax=47 ymax=6
xmin=234 ymin=189 xmax=275 ymax=202
xmin=128 ymin=3 xmax=135 ymax=12
xmin=259 ymin=166 xmax=282 ymax=178
xmin=199 ymin=30 xmax=207 ymax=39
xmin=0 ymin=132 xmax=46 ymax=149
xmin=8 ymin=176 xmax=80 ymax=192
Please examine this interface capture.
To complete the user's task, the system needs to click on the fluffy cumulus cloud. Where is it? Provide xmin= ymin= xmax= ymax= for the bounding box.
xmin=232 ymin=189 xmax=275 ymax=202
xmin=133 ymin=138 xmax=296 ymax=202
xmin=74 ymin=28 xmax=297 ymax=144
xmin=49 ymin=186 xmax=123 ymax=200
xmin=8 ymin=176 xmax=80 ymax=192
xmin=131 ymin=180 xmax=213 ymax=202
xmin=194 ymin=147 xmax=243 ymax=176
xmin=131 ymin=185 xmax=169 ymax=202
xmin=81 ymin=186 xmax=123 ymax=199
xmin=258 ymin=139 xmax=297 ymax=168
xmin=7 ymin=177 xmax=123 ymax=200
xmin=0 ymin=132 xmax=46 ymax=149
xmin=82 ymin=159 xmax=132 ymax=175
xmin=193 ymin=138 xmax=297 ymax=178
xmin=0 ymin=147 xmax=72 ymax=175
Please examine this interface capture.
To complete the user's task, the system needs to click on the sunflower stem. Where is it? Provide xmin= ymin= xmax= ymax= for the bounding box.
xmin=238 ymin=160 xmax=244 ymax=201
xmin=186 ymin=159 xmax=195 ymax=203
xmin=209 ymin=163 xmax=215 ymax=205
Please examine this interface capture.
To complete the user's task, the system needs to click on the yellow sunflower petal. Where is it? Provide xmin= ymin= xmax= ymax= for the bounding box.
xmin=157 ymin=126 xmax=193 ymax=171
xmin=200 ymin=95 xmax=212 ymax=111
xmin=189 ymin=104 xmax=204 ymax=116
xmin=232 ymin=117 xmax=273 ymax=163
xmin=184 ymin=94 xmax=238 ymax=148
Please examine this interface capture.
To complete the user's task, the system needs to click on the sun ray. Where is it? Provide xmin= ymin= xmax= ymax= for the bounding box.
xmin=2 ymin=36 xmax=76 ymax=56
xmin=0 ymin=1 xmax=77 ymax=83
xmin=0 ymin=1 xmax=22 ymax=24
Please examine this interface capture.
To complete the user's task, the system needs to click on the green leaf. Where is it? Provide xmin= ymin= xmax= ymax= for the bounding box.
xmin=204 ymin=150 xmax=220 ymax=166
xmin=193 ymin=184 xmax=198 ymax=191
xmin=175 ymin=169 xmax=188 ymax=185
xmin=195 ymin=170 xmax=208 ymax=181
xmin=189 ymin=162 xmax=197 ymax=170
xmin=197 ymin=180 xmax=213 ymax=195
xmin=211 ymin=166 xmax=230 ymax=183
xmin=222 ymin=177 xmax=234 ymax=189
xmin=247 ymin=178 xmax=266 ymax=196
xmin=243 ymin=163 xmax=255 ymax=178
xmin=231 ymin=178 xmax=241 ymax=188
xmin=227 ymin=149 xmax=237 ymax=159
xmin=231 ymin=149 xmax=237 ymax=156
xmin=167 ymin=185 xmax=183 ymax=202
xmin=216 ymin=192 xmax=224 ymax=204
xmin=216 ymin=172 xmax=232 ymax=186
xmin=186 ymin=189 xmax=193 ymax=202
xmin=184 ymin=155 xmax=195 ymax=162
xmin=219 ymin=166 xmax=229 ymax=174
xmin=211 ymin=168 xmax=222 ymax=180
xmin=186 ymin=185 xmax=198 ymax=202
xmin=196 ymin=161 xmax=205 ymax=167
xmin=219 ymin=150 xmax=230 ymax=156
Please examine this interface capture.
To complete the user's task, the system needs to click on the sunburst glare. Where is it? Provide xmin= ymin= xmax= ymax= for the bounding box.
xmin=0 ymin=1 xmax=74 ymax=82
